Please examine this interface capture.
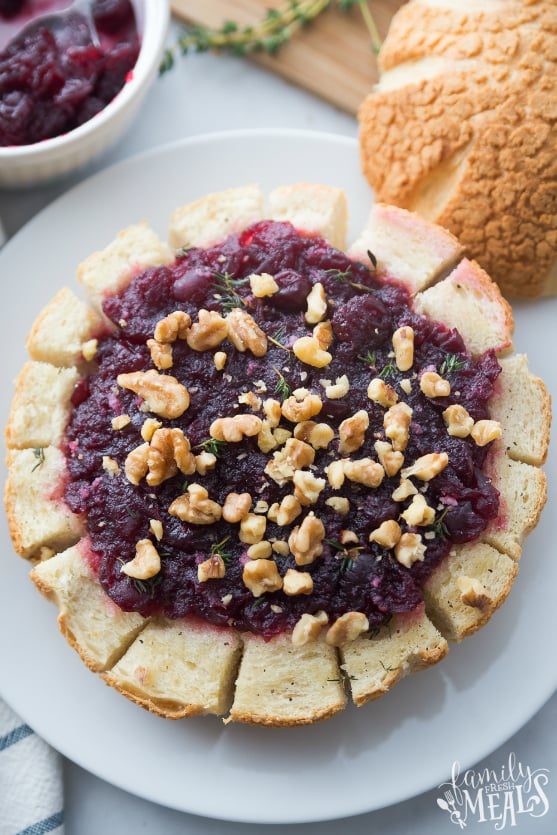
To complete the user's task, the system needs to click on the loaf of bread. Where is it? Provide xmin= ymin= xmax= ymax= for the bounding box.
xmin=5 ymin=184 xmax=550 ymax=725
xmin=358 ymin=0 xmax=557 ymax=299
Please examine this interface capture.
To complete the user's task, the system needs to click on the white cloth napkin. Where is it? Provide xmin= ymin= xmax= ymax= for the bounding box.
xmin=0 ymin=698 xmax=64 ymax=835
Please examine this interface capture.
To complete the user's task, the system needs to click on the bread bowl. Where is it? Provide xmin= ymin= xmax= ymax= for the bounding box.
xmin=358 ymin=0 xmax=557 ymax=299
xmin=5 ymin=183 xmax=550 ymax=725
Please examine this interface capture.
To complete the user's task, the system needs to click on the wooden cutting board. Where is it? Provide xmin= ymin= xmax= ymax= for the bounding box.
xmin=170 ymin=1 xmax=405 ymax=116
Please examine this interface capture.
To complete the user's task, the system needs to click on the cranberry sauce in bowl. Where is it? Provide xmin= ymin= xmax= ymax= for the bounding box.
xmin=64 ymin=221 xmax=501 ymax=639
xmin=0 ymin=0 xmax=139 ymax=145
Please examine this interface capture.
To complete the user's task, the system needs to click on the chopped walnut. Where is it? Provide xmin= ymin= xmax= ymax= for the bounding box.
xmin=304 ymin=282 xmax=328 ymax=324
xmin=291 ymin=611 xmax=328 ymax=646
xmin=272 ymin=539 xmax=290 ymax=557
xmin=457 ymin=576 xmax=490 ymax=609
xmin=367 ymin=378 xmax=398 ymax=408
xmin=338 ymin=409 xmax=369 ymax=455
xmin=147 ymin=338 xmax=173 ymax=370
xmin=340 ymin=529 xmax=359 ymax=545
xmin=243 ymin=559 xmax=283 ymax=597
xmin=124 ymin=442 xmax=149 ymax=485
xmin=394 ymin=532 xmax=426 ymax=568
xmin=401 ymin=494 xmax=435 ymax=526
xmin=210 ymin=414 xmax=262 ymax=442
xmin=392 ymin=326 xmax=414 ymax=371
xmin=275 ymin=494 xmax=302 ymax=526
xmin=327 ymin=501 xmax=351 ymax=522
xmin=117 ymin=369 xmax=190 ymax=419
xmin=149 ymin=519 xmax=163 ymax=541
xmin=324 ymin=374 xmax=350 ymax=399
xmin=313 ymin=320 xmax=333 ymax=350
xmin=374 ymin=440 xmax=404 ymax=477
xmin=121 ymin=539 xmax=161 ymax=580
xmin=146 ymin=427 xmax=196 ymax=486
xmin=401 ymin=452 xmax=449 ymax=481
xmin=141 ymin=417 xmax=162 ymax=442
xmin=257 ymin=420 xmax=278 ymax=453
xmin=283 ymin=568 xmax=314 ymax=596
xmin=168 ymin=483 xmax=222 ymax=525
xmin=154 ymin=310 xmax=191 ymax=342
xmin=239 ymin=513 xmax=267 ymax=544
xmin=238 ymin=391 xmax=262 ymax=411
xmin=111 ymin=414 xmax=131 ymax=431
xmin=326 ymin=611 xmax=369 ymax=646
xmin=326 ymin=459 xmax=345 ymax=490
xmin=273 ymin=427 xmax=292 ymax=446
xmin=195 ymin=450 xmax=217 ymax=475
xmin=198 ymin=554 xmax=226 ymax=582
xmin=249 ymin=272 xmax=279 ymax=297
xmin=281 ymin=391 xmax=323 ymax=423
xmin=102 ymin=455 xmax=120 ymax=476
xmin=442 ymin=404 xmax=474 ymax=438
xmin=369 ymin=519 xmax=402 ymax=548
xmin=288 ymin=512 xmax=325 ymax=565
xmin=392 ymin=478 xmax=418 ymax=502
xmin=222 ymin=492 xmax=252 ymax=523
xmin=292 ymin=336 xmax=332 ymax=368
xmin=343 ymin=458 xmax=385 ymax=488
xmin=226 ymin=308 xmax=267 ymax=357
xmin=263 ymin=398 xmax=282 ymax=427
xmin=214 ymin=351 xmax=227 ymax=371
xmin=186 ymin=309 xmax=228 ymax=351
xmin=293 ymin=469 xmax=326 ymax=506
xmin=420 ymin=371 xmax=451 ymax=398
xmin=81 ymin=338 xmax=98 ymax=361
xmin=384 ymin=402 xmax=413 ymax=451
xmin=247 ymin=540 xmax=273 ymax=560
xmin=470 ymin=419 xmax=502 ymax=446
xmin=294 ymin=420 xmax=335 ymax=450
xmin=284 ymin=438 xmax=315 ymax=469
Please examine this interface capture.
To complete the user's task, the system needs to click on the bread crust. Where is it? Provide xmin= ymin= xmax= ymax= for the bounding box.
xmin=358 ymin=0 xmax=557 ymax=298
xmin=4 ymin=184 xmax=551 ymax=725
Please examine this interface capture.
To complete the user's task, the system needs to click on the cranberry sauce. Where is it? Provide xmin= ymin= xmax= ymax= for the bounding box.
xmin=64 ymin=221 xmax=501 ymax=638
xmin=0 ymin=0 xmax=139 ymax=146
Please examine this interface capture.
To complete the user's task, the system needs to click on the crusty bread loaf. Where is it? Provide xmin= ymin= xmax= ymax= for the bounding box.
xmin=358 ymin=0 xmax=557 ymax=298
xmin=5 ymin=183 xmax=551 ymax=726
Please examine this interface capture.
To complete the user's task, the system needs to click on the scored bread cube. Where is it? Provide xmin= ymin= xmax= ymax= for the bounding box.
xmin=5 ymin=446 xmax=83 ymax=559
xmin=268 ymin=183 xmax=348 ymax=249
xmin=489 ymin=353 xmax=551 ymax=467
xmin=413 ymin=257 xmax=514 ymax=356
xmin=77 ymin=222 xmax=173 ymax=314
xmin=31 ymin=542 xmax=147 ymax=672
xmin=423 ymin=541 xmax=518 ymax=642
xmin=26 ymin=287 xmax=101 ymax=367
xmin=228 ymin=632 xmax=346 ymax=726
xmin=168 ymin=185 xmax=264 ymax=250
xmin=340 ymin=610 xmax=447 ymax=707
xmin=482 ymin=446 xmax=547 ymax=560
xmin=104 ymin=618 xmax=243 ymax=718
xmin=6 ymin=361 xmax=79 ymax=450
xmin=348 ymin=202 xmax=464 ymax=294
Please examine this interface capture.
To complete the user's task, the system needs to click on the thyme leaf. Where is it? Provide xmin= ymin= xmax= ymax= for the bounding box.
xmin=439 ymin=353 xmax=466 ymax=376
xmin=211 ymin=535 xmax=232 ymax=566
xmin=195 ymin=438 xmax=227 ymax=458
xmin=273 ymin=367 xmax=292 ymax=401
xmin=431 ymin=506 xmax=450 ymax=540
xmin=31 ymin=447 xmax=46 ymax=472
xmin=378 ymin=364 xmax=397 ymax=380
xmin=357 ymin=350 xmax=377 ymax=367
xmin=268 ymin=326 xmax=291 ymax=353
xmin=211 ymin=271 xmax=249 ymax=312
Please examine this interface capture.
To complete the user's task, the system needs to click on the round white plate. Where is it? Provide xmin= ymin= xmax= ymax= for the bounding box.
xmin=0 ymin=129 xmax=555 ymax=824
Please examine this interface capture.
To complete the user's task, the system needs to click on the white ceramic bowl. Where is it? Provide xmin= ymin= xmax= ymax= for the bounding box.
xmin=0 ymin=0 xmax=169 ymax=188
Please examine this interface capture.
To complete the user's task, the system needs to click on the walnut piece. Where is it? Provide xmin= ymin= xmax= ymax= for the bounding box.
xmin=339 ymin=409 xmax=369 ymax=455
xmin=288 ymin=512 xmax=325 ymax=565
xmin=242 ymin=559 xmax=283 ymax=597
xmin=420 ymin=371 xmax=451 ymax=398
xmin=210 ymin=414 xmax=262 ymax=442
xmin=111 ymin=414 xmax=131 ymax=431
xmin=146 ymin=427 xmax=196 ymax=486
xmin=275 ymin=494 xmax=303 ymax=526
xmin=121 ymin=539 xmax=161 ymax=580
xmin=442 ymin=404 xmax=474 ymax=438
xmin=147 ymin=339 xmax=173 ymax=370
xmin=401 ymin=494 xmax=435 ymax=526
xmin=291 ymin=611 xmax=329 ymax=646
xmin=313 ymin=320 xmax=333 ymax=350
xmin=222 ymin=492 xmax=252 ymax=523
xmin=154 ymin=310 xmax=191 ymax=342
xmin=198 ymin=554 xmax=226 ymax=582
xmin=392 ymin=326 xmax=414 ymax=371
xmin=124 ymin=442 xmax=149 ymax=485
xmin=294 ymin=420 xmax=335 ymax=450
xmin=292 ymin=336 xmax=332 ymax=368
xmin=343 ymin=458 xmax=385 ymax=488
xmin=249 ymin=272 xmax=279 ymax=297
xmin=168 ymin=483 xmax=222 ymax=525
xmin=293 ymin=469 xmax=326 ymax=506
xmin=374 ymin=440 xmax=404 ymax=477
xmin=326 ymin=611 xmax=369 ymax=646
xmin=117 ymin=369 xmax=190 ymax=419
xmin=239 ymin=513 xmax=267 ymax=544
xmin=384 ymin=402 xmax=413 ymax=451
xmin=324 ymin=374 xmax=350 ymax=399
xmin=281 ymin=390 xmax=323 ymax=423
xmin=247 ymin=540 xmax=273 ymax=560
xmin=394 ymin=532 xmax=426 ymax=568
xmin=226 ymin=308 xmax=267 ymax=356
xmin=470 ymin=419 xmax=502 ymax=446
xmin=186 ymin=309 xmax=228 ymax=352
xmin=325 ymin=496 xmax=350 ymax=515
xmin=457 ymin=576 xmax=490 ymax=610
xmin=401 ymin=452 xmax=449 ymax=481
xmin=304 ymin=282 xmax=328 ymax=324
xmin=369 ymin=519 xmax=402 ymax=548
xmin=367 ymin=378 xmax=398 ymax=408
xmin=283 ymin=568 xmax=314 ymax=596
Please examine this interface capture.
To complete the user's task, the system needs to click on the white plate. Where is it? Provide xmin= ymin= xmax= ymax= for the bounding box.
xmin=0 ymin=129 xmax=555 ymax=824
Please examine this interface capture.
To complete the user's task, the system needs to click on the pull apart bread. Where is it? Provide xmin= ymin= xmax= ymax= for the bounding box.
xmin=358 ymin=0 xmax=557 ymax=299
xmin=5 ymin=184 xmax=551 ymax=726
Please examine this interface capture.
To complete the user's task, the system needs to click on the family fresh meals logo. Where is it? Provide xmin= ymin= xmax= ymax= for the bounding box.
xmin=436 ymin=753 xmax=550 ymax=829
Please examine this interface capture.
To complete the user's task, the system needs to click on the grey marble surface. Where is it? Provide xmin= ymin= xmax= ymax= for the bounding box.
xmin=1 ymin=18 xmax=555 ymax=835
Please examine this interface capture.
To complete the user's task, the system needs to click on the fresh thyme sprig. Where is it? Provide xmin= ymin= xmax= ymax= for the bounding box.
xmin=357 ymin=350 xmax=377 ymax=367
xmin=195 ymin=437 xmax=227 ymax=458
xmin=325 ymin=267 xmax=375 ymax=294
xmin=211 ymin=535 xmax=233 ymax=566
xmin=160 ymin=1 xmax=382 ymax=73
xmin=268 ymin=326 xmax=291 ymax=353
xmin=378 ymin=364 xmax=397 ymax=380
xmin=439 ymin=353 xmax=466 ymax=376
xmin=431 ymin=506 xmax=450 ymax=540
xmin=31 ymin=447 xmax=46 ymax=472
xmin=211 ymin=272 xmax=250 ymax=312
xmin=325 ymin=538 xmax=363 ymax=572
xmin=273 ymin=367 xmax=292 ymax=401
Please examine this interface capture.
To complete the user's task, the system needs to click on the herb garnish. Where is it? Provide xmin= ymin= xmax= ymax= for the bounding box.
xmin=211 ymin=535 xmax=232 ymax=566
xmin=268 ymin=326 xmax=291 ymax=353
xmin=357 ymin=350 xmax=377 ymax=367
xmin=378 ymin=364 xmax=397 ymax=380
xmin=211 ymin=272 xmax=250 ymax=312
xmin=326 ymin=538 xmax=363 ymax=571
xmin=431 ymin=506 xmax=450 ymax=540
xmin=133 ymin=575 xmax=162 ymax=596
xmin=31 ymin=447 xmax=46 ymax=472
xmin=160 ymin=1 xmax=382 ymax=73
xmin=195 ymin=438 xmax=227 ymax=458
xmin=273 ymin=367 xmax=292 ymax=401
xmin=439 ymin=353 xmax=466 ymax=376
xmin=325 ymin=267 xmax=374 ymax=294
